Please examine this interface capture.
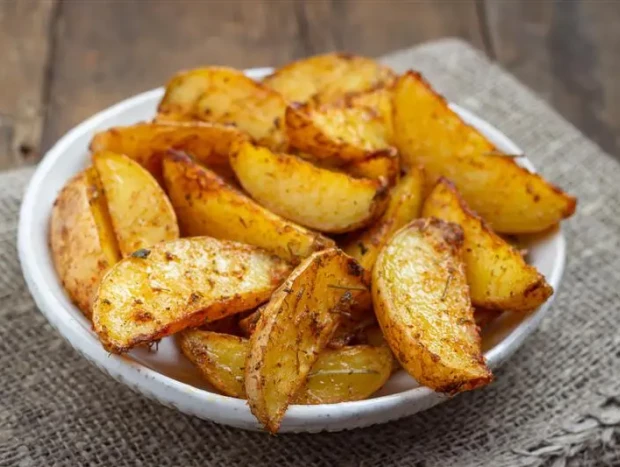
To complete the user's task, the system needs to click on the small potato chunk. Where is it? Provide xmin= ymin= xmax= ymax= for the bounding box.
xmin=162 ymin=152 xmax=333 ymax=263
xmin=245 ymin=248 xmax=370 ymax=432
xmin=285 ymin=103 xmax=396 ymax=165
xmin=372 ymin=218 xmax=492 ymax=394
xmin=423 ymin=178 xmax=553 ymax=312
xmin=393 ymin=71 xmax=576 ymax=234
xmin=180 ymin=330 xmax=392 ymax=407
xmin=343 ymin=167 xmax=425 ymax=270
xmin=263 ymin=53 xmax=395 ymax=104
xmin=230 ymin=142 xmax=388 ymax=233
xmin=158 ymin=67 xmax=287 ymax=150
xmin=343 ymin=151 xmax=400 ymax=185
xmin=50 ymin=169 xmax=121 ymax=317
xmin=93 ymin=151 xmax=179 ymax=257
xmin=89 ymin=121 xmax=248 ymax=183
xmin=92 ymin=237 xmax=291 ymax=353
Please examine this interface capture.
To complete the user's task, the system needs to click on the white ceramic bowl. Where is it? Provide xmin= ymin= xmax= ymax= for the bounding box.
xmin=18 ymin=68 xmax=565 ymax=432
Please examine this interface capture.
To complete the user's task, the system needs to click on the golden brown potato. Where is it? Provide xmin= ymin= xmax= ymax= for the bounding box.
xmin=343 ymin=151 xmax=400 ymax=185
xmin=230 ymin=142 xmax=389 ymax=233
xmin=89 ymin=121 xmax=248 ymax=184
xmin=392 ymin=71 xmax=576 ymax=233
xmin=162 ymin=152 xmax=333 ymax=263
xmin=92 ymin=237 xmax=291 ymax=353
xmin=245 ymin=248 xmax=370 ymax=432
xmin=180 ymin=330 xmax=392 ymax=407
xmin=263 ymin=53 xmax=395 ymax=104
xmin=372 ymin=218 xmax=492 ymax=394
xmin=93 ymin=151 xmax=179 ymax=257
xmin=345 ymin=86 xmax=394 ymax=142
xmin=423 ymin=178 xmax=553 ymax=312
xmin=158 ymin=67 xmax=287 ymax=150
xmin=343 ymin=166 xmax=425 ymax=270
xmin=50 ymin=169 xmax=121 ymax=317
xmin=285 ymin=103 xmax=396 ymax=165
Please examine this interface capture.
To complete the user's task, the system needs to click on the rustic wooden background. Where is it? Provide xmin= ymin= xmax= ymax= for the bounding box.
xmin=1 ymin=0 xmax=619 ymax=170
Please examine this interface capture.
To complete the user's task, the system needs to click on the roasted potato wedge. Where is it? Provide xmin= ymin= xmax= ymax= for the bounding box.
xmin=245 ymin=248 xmax=370 ymax=432
xmin=343 ymin=166 xmax=425 ymax=270
xmin=89 ymin=121 xmax=248 ymax=184
xmin=50 ymin=168 xmax=121 ymax=317
xmin=285 ymin=103 xmax=396 ymax=165
xmin=393 ymin=71 xmax=576 ymax=233
xmin=264 ymin=53 xmax=395 ymax=104
xmin=92 ymin=237 xmax=291 ymax=353
xmin=158 ymin=67 xmax=287 ymax=150
xmin=230 ymin=142 xmax=389 ymax=233
xmin=180 ymin=330 xmax=392 ymax=406
xmin=372 ymin=218 xmax=492 ymax=393
xmin=423 ymin=178 xmax=553 ymax=312
xmin=343 ymin=151 xmax=400 ymax=185
xmin=162 ymin=151 xmax=333 ymax=263
xmin=93 ymin=151 xmax=179 ymax=257
xmin=345 ymin=86 xmax=394 ymax=142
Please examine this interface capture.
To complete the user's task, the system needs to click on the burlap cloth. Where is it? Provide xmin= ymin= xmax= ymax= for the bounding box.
xmin=1 ymin=39 xmax=619 ymax=467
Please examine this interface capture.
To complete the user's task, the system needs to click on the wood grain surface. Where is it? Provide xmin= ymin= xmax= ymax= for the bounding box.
xmin=1 ymin=0 xmax=618 ymax=168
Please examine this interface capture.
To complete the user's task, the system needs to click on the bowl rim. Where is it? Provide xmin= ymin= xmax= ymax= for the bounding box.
xmin=17 ymin=67 xmax=565 ymax=430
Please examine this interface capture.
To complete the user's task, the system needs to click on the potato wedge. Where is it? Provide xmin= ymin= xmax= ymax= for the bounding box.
xmin=50 ymin=169 xmax=121 ymax=317
xmin=343 ymin=150 xmax=400 ymax=185
xmin=92 ymin=237 xmax=291 ymax=353
xmin=343 ymin=166 xmax=424 ymax=270
xmin=393 ymin=71 xmax=576 ymax=233
xmin=180 ymin=330 xmax=392 ymax=407
xmin=162 ymin=151 xmax=333 ymax=263
xmin=372 ymin=218 xmax=492 ymax=394
xmin=263 ymin=53 xmax=395 ymax=104
xmin=345 ymin=86 xmax=394 ymax=142
xmin=285 ymin=103 xmax=396 ymax=165
xmin=230 ymin=142 xmax=389 ymax=233
xmin=89 ymin=121 xmax=248 ymax=183
xmin=158 ymin=67 xmax=287 ymax=150
xmin=423 ymin=178 xmax=553 ymax=312
xmin=245 ymin=248 xmax=370 ymax=432
xmin=93 ymin=151 xmax=179 ymax=257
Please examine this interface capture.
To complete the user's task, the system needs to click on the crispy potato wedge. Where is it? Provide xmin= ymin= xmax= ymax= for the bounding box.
xmin=372 ymin=218 xmax=492 ymax=394
xmin=393 ymin=71 xmax=576 ymax=233
xmin=92 ymin=237 xmax=291 ymax=353
xmin=343 ymin=166 xmax=425 ymax=270
xmin=93 ymin=151 xmax=179 ymax=257
xmin=158 ymin=67 xmax=287 ymax=150
xmin=423 ymin=178 xmax=553 ymax=311
xmin=343 ymin=151 xmax=400 ymax=185
xmin=245 ymin=248 xmax=370 ymax=432
xmin=285 ymin=103 xmax=396 ymax=165
xmin=180 ymin=330 xmax=392 ymax=406
xmin=345 ymin=86 xmax=394 ymax=142
xmin=89 ymin=121 xmax=248 ymax=183
xmin=264 ymin=53 xmax=395 ymax=104
xmin=162 ymin=152 xmax=333 ymax=263
xmin=50 ymin=169 xmax=121 ymax=317
xmin=230 ymin=142 xmax=389 ymax=233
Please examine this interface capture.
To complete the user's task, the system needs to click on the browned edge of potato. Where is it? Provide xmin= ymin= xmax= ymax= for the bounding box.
xmin=343 ymin=151 xmax=400 ymax=185
xmin=162 ymin=151 xmax=333 ymax=263
xmin=245 ymin=248 xmax=370 ymax=432
xmin=230 ymin=141 xmax=389 ymax=233
xmin=92 ymin=237 xmax=291 ymax=353
xmin=372 ymin=218 xmax=492 ymax=394
xmin=422 ymin=178 xmax=553 ymax=312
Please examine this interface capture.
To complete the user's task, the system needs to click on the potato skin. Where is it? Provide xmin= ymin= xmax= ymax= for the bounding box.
xmin=92 ymin=237 xmax=291 ymax=353
xmin=372 ymin=218 xmax=492 ymax=394
xmin=393 ymin=71 xmax=576 ymax=234
xmin=423 ymin=178 xmax=553 ymax=312
xmin=50 ymin=169 xmax=120 ymax=317
xmin=162 ymin=151 xmax=333 ymax=263
xmin=230 ymin=142 xmax=389 ymax=233
xmin=245 ymin=248 xmax=370 ymax=433
xmin=93 ymin=151 xmax=179 ymax=257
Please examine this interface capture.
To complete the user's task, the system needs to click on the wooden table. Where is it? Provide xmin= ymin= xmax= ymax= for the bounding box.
xmin=1 ymin=0 xmax=619 ymax=169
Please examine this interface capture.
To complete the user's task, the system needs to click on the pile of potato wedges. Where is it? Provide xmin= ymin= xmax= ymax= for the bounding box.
xmin=50 ymin=53 xmax=576 ymax=433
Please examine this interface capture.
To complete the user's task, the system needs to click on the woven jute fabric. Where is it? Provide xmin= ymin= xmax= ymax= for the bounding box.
xmin=1 ymin=39 xmax=619 ymax=467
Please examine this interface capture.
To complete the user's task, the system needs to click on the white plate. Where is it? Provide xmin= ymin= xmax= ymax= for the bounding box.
xmin=18 ymin=67 xmax=565 ymax=432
